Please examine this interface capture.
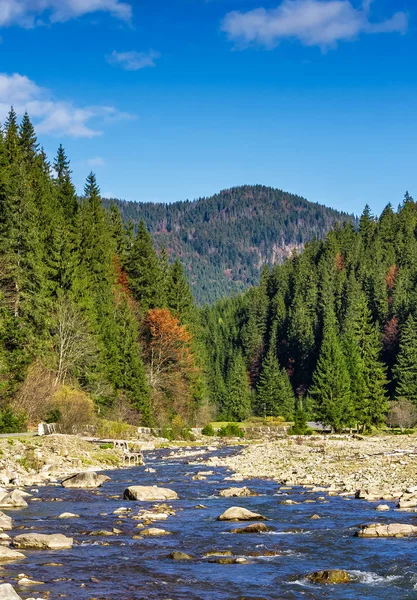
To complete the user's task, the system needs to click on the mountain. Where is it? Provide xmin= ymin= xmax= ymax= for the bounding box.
xmin=105 ymin=185 xmax=357 ymax=304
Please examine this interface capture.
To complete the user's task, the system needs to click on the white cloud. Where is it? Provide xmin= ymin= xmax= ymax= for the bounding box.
xmin=106 ymin=50 xmax=160 ymax=71
xmin=87 ymin=156 xmax=106 ymax=167
xmin=0 ymin=0 xmax=132 ymax=28
xmin=0 ymin=73 xmax=133 ymax=138
xmin=221 ymin=0 xmax=408 ymax=50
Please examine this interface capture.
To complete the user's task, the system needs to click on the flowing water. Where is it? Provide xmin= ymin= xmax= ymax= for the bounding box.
xmin=4 ymin=445 xmax=417 ymax=599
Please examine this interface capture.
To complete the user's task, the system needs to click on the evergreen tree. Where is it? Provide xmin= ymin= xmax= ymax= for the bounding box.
xmin=394 ymin=315 xmax=417 ymax=404
xmin=223 ymin=353 xmax=251 ymax=421
xmin=309 ymin=317 xmax=352 ymax=431
xmin=167 ymin=258 xmax=194 ymax=322
xmin=255 ymin=349 xmax=295 ymax=420
xmin=127 ymin=219 xmax=164 ymax=313
xmin=18 ymin=113 xmax=39 ymax=162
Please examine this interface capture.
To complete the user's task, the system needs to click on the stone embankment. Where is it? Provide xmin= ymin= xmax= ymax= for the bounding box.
xmin=204 ymin=434 xmax=417 ymax=499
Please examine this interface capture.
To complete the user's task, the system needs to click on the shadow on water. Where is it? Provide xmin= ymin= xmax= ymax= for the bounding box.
xmin=3 ymin=445 xmax=417 ymax=599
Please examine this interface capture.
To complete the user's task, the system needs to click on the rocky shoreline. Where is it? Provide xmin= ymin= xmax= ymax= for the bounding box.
xmin=203 ymin=434 xmax=417 ymax=501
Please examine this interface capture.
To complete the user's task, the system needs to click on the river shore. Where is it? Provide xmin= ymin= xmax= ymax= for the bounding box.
xmin=203 ymin=434 xmax=417 ymax=499
xmin=0 ymin=434 xmax=125 ymax=487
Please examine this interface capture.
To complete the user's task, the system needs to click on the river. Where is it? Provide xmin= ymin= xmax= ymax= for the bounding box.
xmin=4 ymin=445 xmax=417 ymax=599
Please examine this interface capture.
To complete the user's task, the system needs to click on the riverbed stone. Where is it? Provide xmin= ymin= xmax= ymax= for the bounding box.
xmin=123 ymin=486 xmax=178 ymax=501
xmin=217 ymin=507 xmax=266 ymax=521
xmin=0 ymin=491 xmax=28 ymax=509
xmin=140 ymin=527 xmax=170 ymax=536
xmin=170 ymin=551 xmax=193 ymax=560
xmin=13 ymin=533 xmax=73 ymax=549
xmin=307 ymin=570 xmax=351 ymax=584
xmin=58 ymin=512 xmax=79 ymax=519
xmin=0 ymin=512 xmax=13 ymax=530
xmin=0 ymin=546 xmax=26 ymax=561
xmin=230 ymin=523 xmax=269 ymax=534
xmin=219 ymin=487 xmax=257 ymax=498
xmin=375 ymin=504 xmax=390 ymax=511
xmin=61 ymin=472 xmax=110 ymax=489
xmin=0 ymin=583 xmax=23 ymax=599
xmin=356 ymin=523 xmax=417 ymax=538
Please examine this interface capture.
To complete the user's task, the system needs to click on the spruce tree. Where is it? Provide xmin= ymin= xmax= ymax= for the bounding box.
xmin=255 ymin=349 xmax=295 ymax=420
xmin=18 ymin=113 xmax=39 ymax=162
xmin=309 ymin=317 xmax=352 ymax=431
xmin=167 ymin=258 xmax=194 ymax=322
xmin=394 ymin=315 xmax=417 ymax=404
xmin=127 ymin=219 xmax=164 ymax=313
xmin=224 ymin=353 xmax=252 ymax=422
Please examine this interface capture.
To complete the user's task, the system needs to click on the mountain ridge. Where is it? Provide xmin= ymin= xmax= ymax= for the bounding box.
xmin=104 ymin=185 xmax=357 ymax=304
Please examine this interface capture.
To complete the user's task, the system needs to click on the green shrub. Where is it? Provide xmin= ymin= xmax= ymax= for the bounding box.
xmin=0 ymin=407 xmax=27 ymax=434
xmin=99 ymin=442 xmax=114 ymax=449
xmin=218 ymin=423 xmax=245 ymax=438
xmin=201 ymin=424 xmax=215 ymax=436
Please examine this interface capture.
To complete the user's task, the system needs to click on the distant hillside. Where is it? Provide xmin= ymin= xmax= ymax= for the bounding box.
xmin=105 ymin=185 xmax=357 ymax=304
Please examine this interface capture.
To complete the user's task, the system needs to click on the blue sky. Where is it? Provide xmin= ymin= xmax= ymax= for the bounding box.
xmin=0 ymin=0 xmax=415 ymax=215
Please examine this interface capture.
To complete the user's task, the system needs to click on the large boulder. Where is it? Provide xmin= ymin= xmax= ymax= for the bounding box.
xmin=0 ymin=584 xmax=22 ymax=599
xmin=217 ymin=507 xmax=265 ymax=521
xmin=13 ymin=533 xmax=73 ymax=550
xmin=307 ymin=570 xmax=351 ymax=584
xmin=0 ymin=546 xmax=26 ymax=562
xmin=61 ymin=472 xmax=111 ymax=489
xmin=219 ymin=487 xmax=257 ymax=498
xmin=356 ymin=523 xmax=417 ymax=538
xmin=0 ymin=491 xmax=28 ymax=509
xmin=123 ymin=486 xmax=178 ymax=501
xmin=0 ymin=512 xmax=13 ymax=530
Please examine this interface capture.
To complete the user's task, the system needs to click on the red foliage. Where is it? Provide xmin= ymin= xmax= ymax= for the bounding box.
xmin=383 ymin=316 xmax=400 ymax=353
xmin=112 ymin=256 xmax=136 ymax=310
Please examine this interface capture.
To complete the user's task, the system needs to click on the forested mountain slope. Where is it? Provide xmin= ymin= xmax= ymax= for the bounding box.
xmin=105 ymin=186 xmax=356 ymax=304
xmin=201 ymin=196 xmax=417 ymax=432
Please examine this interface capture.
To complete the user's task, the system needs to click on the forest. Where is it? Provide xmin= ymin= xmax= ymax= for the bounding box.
xmin=106 ymin=186 xmax=356 ymax=304
xmin=0 ymin=109 xmax=416 ymax=435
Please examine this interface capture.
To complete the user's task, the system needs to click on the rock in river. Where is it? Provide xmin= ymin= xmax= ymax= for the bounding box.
xmin=0 ymin=583 xmax=23 ymax=599
xmin=0 ymin=491 xmax=28 ymax=509
xmin=307 ymin=570 xmax=351 ymax=584
xmin=123 ymin=486 xmax=178 ymax=501
xmin=230 ymin=523 xmax=269 ymax=534
xmin=0 ymin=512 xmax=13 ymax=530
xmin=0 ymin=546 xmax=26 ymax=562
xmin=356 ymin=523 xmax=417 ymax=538
xmin=170 ymin=551 xmax=193 ymax=560
xmin=61 ymin=472 xmax=111 ymax=489
xmin=13 ymin=533 xmax=73 ymax=550
xmin=217 ymin=507 xmax=266 ymax=521
xmin=219 ymin=487 xmax=257 ymax=498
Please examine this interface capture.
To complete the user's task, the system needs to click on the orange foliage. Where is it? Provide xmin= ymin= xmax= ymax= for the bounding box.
xmin=334 ymin=252 xmax=345 ymax=272
xmin=144 ymin=308 xmax=198 ymax=425
xmin=113 ymin=256 xmax=136 ymax=310
xmin=386 ymin=264 xmax=399 ymax=291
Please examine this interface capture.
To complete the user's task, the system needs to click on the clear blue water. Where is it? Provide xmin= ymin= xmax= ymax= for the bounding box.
xmin=4 ymin=445 xmax=417 ymax=599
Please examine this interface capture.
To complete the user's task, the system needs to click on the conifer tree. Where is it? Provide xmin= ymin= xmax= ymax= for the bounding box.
xmin=167 ymin=258 xmax=194 ymax=322
xmin=18 ymin=113 xmax=39 ymax=162
xmin=255 ymin=349 xmax=295 ymax=420
xmin=394 ymin=315 xmax=417 ymax=404
xmin=223 ymin=353 xmax=251 ymax=421
xmin=127 ymin=220 xmax=164 ymax=313
xmin=53 ymin=145 xmax=78 ymax=221
xmin=309 ymin=316 xmax=352 ymax=431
